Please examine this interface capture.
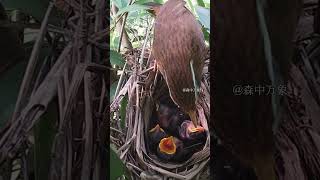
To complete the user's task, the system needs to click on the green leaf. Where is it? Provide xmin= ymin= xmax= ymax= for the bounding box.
xmin=120 ymin=95 xmax=128 ymax=129
xmin=195 ymin=6 xmax=210 ymax=31
xmin=154 ymin=0 xmax=163 ymax=3
xmin=34 ymin=102 xmax=57 ymax=180
xmin=115 ymin=4 xmax=150 ymax=18
xmin=196 ymin=0 xmax=205 ymax=7
xmin=110 ymin=50 xmax=125 ymax=68
xmin=0 ymin=60 xmax=27 ymax=127
xmin=110 ymin=32 xmax=120 ymax=51
xmin=110 ymin=80 xmax=118 ymax=102
xmin=186 ymin=0 xmax=196 ymax=15
xmin=203 ymin=28 xmax=210 ymax=42
xmin=135 ymin=0 xmax=163 ymax=4
xmin=112 ymin=0 xmax=129 ymax=9
xmin=110 ymin=144 xmax=129 ymax=180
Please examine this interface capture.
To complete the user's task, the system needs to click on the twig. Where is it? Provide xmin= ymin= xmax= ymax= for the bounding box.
xmin=12 ymin=2 xmax=54 ymax=122
xmin=114 ymin=62 xmax=128 ymax=98
xmin=117 ymin=0 xmax=134 ymax=52
xmin=139 ymin=19 xmax=154 ymax=71
xmin=81 ymin=72 xmax=94 ymax=180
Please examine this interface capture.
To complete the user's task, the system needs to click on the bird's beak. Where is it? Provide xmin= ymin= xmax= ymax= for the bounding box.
xmin=149 ymin=124 xmax=164 ymax=133
xmin=188 ymin=110 xmax=198 ymax=127
xmin=159 ymin=136 xmax=176 ymax=154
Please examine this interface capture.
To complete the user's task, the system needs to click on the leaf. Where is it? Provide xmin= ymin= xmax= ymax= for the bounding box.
xmin=112 ymin=0 xmax=129 ymax=9
xmin=0 ymin=60 xmax=27 ymax=127
xmin=186 ymin=0 xmax=196 ymax=15
xmin=110 ymin=144 xmax=129 ymax=180
xmin=195 ymin=6 xmax=210 ymax=31
xmin=110 ymin=50 xmax=125 ymax=68
xmin=115 ymin=4 xmax=150 ymax=18
xmin=110 ymin=80 xmax=118 ymax=102
xmin=110 ymin=32 xmax=120 ymax=51
xmin=196 ymin=0 xmax=205 ymax=7
xmin=24 ymin=29 xmax=39 ymax=43
xmin=203 ymin=28 xmax=210 ymax=42
xmin=34 ymin=101 xmax=57 ymax=180
xmin=135 ymin=0 xmax=163 ymax=4
xmin=120 ymin=95 xmax=128 ymax=129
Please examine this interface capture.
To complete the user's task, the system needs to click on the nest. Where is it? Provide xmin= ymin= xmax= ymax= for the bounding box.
xmin=110 ymin=47 xmax=210 ymax=179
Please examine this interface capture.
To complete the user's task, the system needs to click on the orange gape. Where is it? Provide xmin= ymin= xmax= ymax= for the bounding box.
xmin=159 ymin=136 xmax=176 ymax=154
xmin=151 ymin=0 xmax=207 ymax=127
xmin=213 ymin=0 xmax=302 ymax=180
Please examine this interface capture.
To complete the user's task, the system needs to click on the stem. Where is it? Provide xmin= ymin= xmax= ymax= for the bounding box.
xmin=12 ymin=2 xmax=54 ymax=121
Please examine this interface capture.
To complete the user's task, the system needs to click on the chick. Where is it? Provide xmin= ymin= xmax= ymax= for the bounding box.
xmin=179 ymin=120 xmax=206 ymax=145
xmin=157 ymin=135 xmax=199 ymax=163
xmin=157 ymin=103 xmax=185 ymax=136
xmin=157 ymin=136 xmax=177 ymax=161
xmin=148 ymin=124 xmax=167 ymax=152
xmin=157 ymin=136 xmax=188 ymax=162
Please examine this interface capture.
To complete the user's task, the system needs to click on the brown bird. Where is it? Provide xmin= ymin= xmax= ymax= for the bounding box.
xmin=213 ymin=1 xmax=302 ymax=180
xmin=146 ymin=0 xmax=207 ymax=127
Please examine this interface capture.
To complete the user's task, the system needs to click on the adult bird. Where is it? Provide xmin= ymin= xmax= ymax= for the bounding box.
xmin=145 ymin=0 xmax=207 ymax=127
xmin=213 ymin=0 xmax=302 ymax=180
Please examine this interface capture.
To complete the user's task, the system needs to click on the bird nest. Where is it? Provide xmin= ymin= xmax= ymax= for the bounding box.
xmin=110 ymin=48 xmax=210 ymax=179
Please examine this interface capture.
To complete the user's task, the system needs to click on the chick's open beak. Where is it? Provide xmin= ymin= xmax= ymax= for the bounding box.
xmin=159 ymin=136 xmax=176 ymax=154
xmin=149 ymin=124 xmax=164 ymax=133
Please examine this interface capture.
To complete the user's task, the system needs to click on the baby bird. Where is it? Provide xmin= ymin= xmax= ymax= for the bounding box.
xmin=157 ymin=103 xmax=186 ymax=136
xmin=157 ymin=135 xmax=197 ymax=162
xmin=157 ymin=136 xmax=179 ymax=161
xmin=179 ymin=120 xmax=206 ymax=145
xmin=148 ymin=124 xmax=167 ymax=151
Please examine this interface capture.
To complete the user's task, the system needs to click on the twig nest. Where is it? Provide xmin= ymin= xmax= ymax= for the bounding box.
xmin=110 ymin=46 xmax=210 ymax=179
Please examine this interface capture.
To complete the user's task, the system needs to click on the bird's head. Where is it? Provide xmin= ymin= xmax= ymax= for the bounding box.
xmin=179 ymin=120 xmax=205 ymax=141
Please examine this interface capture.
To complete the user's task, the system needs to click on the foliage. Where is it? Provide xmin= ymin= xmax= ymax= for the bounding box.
xmin=110 ymin=145 xmax=129 ymax=180
xmin=110 ymin=50 xmax=125 ymax=68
